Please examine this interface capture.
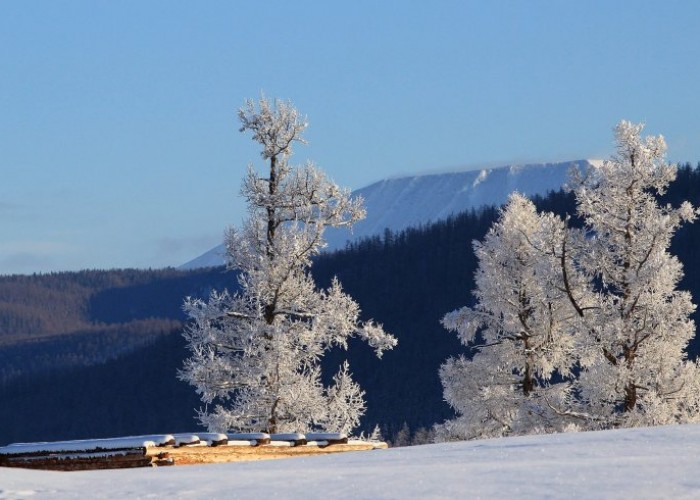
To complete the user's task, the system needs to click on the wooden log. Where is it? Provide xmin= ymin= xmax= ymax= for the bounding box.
xmin=270 ymin=433 xmax=307 ymax=446
xmin=0 ymin=435 xmax=175 ymax=458
xmin=151 ymin=457 xmax=175 ymax=467
xmin=306 ymin=433 xmax=348 ymax=445
xmin=0 ymin=447 xmax=147 ymax=459
xmin=227 ymin=433 xmax=270 ymax=446
xmin=0 ymin=450 xmax=153 ymax=471
xmin=317 ymin=438 xmax=349 ymax=447
xmin=194 ymin=433 xmax=229 ymax=447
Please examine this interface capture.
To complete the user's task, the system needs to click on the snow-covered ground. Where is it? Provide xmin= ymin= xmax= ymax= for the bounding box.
xmin=2 ymin=423 xmax=699 ymax=499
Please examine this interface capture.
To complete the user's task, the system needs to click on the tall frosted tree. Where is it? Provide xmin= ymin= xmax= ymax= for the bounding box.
xmin=437 ymin=194 xmax=581 ymax=440
xmin=568 ymin=121 xmax=700 ymax=427
xmin=180 ymin=97 xmax=396 ymax=434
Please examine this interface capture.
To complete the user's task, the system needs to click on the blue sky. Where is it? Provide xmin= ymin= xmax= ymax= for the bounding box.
xmin=2 ymin=1 xmax=700 ymax=275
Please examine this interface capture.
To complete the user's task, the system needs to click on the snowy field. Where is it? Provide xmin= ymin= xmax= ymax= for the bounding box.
xmin=1 ymin=424 xmax=699 ymax=499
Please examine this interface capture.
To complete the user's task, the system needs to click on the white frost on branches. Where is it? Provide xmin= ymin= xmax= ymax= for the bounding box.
xmin=570 ymin=121 xmax=700 ymax=427
xmin=438 ymin=121 xmax=700 ymax=440
xmin=437 ymin=194 xmax=580 ymax=440
xmin=180 ymin=97 xmax=396 ymax=435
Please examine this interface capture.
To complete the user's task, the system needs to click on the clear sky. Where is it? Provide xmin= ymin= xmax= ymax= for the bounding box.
xmin=2 ymin=1 xmax=700 ymax=275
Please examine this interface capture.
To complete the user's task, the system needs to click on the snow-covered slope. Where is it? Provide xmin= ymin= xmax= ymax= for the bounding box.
xmin=181 ymin=244 xmax=226 ymax=270
xmin=324 ymin=159 xmax=590 ymax=250
xmin=1 ymin=424 xmax=699 ymax=498
xmin=180 ymin=160 xmax=593 ymax=269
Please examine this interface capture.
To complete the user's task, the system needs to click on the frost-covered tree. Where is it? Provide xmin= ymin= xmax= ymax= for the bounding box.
xmin=568 ymin=121 xmax=700 ymax=427
xmin=439 ymin=121 xmax=700 ymax=441
xmin=436 ymin=194 xmax=580 ymax=440
xmin=180 ymin=97 xmax=396 ymax=434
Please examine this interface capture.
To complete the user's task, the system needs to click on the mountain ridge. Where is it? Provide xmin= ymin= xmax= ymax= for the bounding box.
xmin=181 ymin=159 xmax=596 ymax=269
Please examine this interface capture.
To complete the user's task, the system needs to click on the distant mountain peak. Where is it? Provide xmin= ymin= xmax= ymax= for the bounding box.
xmin=180 ymin=159 xmax=594 ymax=270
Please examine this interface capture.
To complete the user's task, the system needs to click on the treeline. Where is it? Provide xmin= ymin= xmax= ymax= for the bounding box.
xmin=1 ymin=162 xmax=700 ymax=444
xmin=0 ymin=332 xmax=200 ymax=442
xmin=663 ymin=163 xmax=700 ymax=356
xmin=0 ymin=267 xmax=233 ymax=381
xmin=0 ymin=268 xmax=225 ymax=340
xmin=0 ymin=319 xmax=181 ymax=382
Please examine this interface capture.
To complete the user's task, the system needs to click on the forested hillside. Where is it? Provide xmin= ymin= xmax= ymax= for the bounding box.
xmin=0 ymin=268 xmax=231 ymax=381
xmin=1 ymin=163 xmax=699 ymax=445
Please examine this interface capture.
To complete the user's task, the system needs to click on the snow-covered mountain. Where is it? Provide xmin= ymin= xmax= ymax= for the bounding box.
xmin=181 ymin=160 xmax=595 ymax=269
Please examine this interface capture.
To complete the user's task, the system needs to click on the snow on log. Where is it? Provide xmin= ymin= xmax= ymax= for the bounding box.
xmin=270 ymin=433 xmax=307 ymax=446
xmin=172 ymin=434 xmax=201 ymax=447
xmin=305 ymin=432 xmax=346 ymax=441
xmin=0 ymin=435 xmax=175 ymax=456
xmin=227 ymin=432 xmax=271 ymax=445
xmin=195 ymin=433 xmax=229 ymax=446
xmin=306 ymin=433 xmax=348 ymax=445
xmin=304 ymin=441 xmax=329 ymax=447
